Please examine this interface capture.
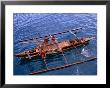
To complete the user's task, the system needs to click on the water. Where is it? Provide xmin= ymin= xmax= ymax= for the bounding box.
xmin=14 ymin=13 xmax=97 ymax=75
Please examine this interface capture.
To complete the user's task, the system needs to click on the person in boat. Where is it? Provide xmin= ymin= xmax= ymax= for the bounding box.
xmin=43 ymin=36 xmax=50 ymax=52
xmin=38 ymin=44 xmax=46 ymax=59
xmin=25 ymin=51 xmax=32 ymax=59
xmin=44 ymin=36 xmax=49 ymax=45
xmin=72 ymin=39 xmax=78 ymax=46
xmin=40 ymin=48 xmax=46 ymax=59
xmin=50 ymin=35 xmax=62 ymax=52
xmin=50 ymin=35 xmax=58 ymax=44
xmin=80 ymin=38 xmax=88 ymax=44
xmin=80 ymin=38 xmax=84 ymax=43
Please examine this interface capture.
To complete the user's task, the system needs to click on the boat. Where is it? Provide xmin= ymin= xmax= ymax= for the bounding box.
xmin=15 ymin=37 xmax=91 ymax=59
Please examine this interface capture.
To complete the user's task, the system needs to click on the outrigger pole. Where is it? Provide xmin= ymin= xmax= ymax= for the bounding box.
xmin=69 ymin=30 xmax=79 ymax=39
xmin=29 ymin=57 xmax=97 ymax=75
xmin=17 ymin=28 xmax=81 ymax=43
xmin=43 ymin=59 xmax=48 ymax=69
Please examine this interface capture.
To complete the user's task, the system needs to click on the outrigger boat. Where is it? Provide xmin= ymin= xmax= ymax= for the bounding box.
xmin=15 ymin=28 xmax=92 ymax=59
xmin=15 ymin=28 xmax=96 ymax=75
xmin=16 ymin=37 xmax=91 ymax=59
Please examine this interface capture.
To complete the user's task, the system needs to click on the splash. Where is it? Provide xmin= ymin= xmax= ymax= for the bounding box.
xmin=81 ymin=48 xmax=91 ymax=57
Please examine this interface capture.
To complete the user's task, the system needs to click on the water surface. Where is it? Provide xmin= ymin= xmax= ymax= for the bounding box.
xmin=14 ymin=13 xmax=97 ymax=75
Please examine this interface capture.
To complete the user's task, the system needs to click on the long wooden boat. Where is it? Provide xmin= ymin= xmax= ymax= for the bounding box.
xmin=15 ymin=37 xmax=91 ymax=59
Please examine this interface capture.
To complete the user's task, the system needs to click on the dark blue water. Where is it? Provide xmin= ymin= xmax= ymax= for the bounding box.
xmin=14 ymin=13 xmax=97 ymax=75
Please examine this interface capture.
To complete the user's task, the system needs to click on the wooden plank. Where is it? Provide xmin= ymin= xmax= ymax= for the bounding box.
xmin=29 ymin=57 xmax=97 ymax=75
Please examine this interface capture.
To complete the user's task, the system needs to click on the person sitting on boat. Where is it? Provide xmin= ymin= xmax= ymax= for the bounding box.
xmin=44 ymin=36 xmax=49 ymax=45
xmin=38 ymin=44 xmax=42 ymax=55
xmin=80 ymin=38 xmax=84 ymax=44
xmin=25 ymin=51 xmax=31 ymax=59
xmin=50 ymin=35 xmax=56 ymax=47
xmin=43 ymin=36 xmax=50 ymax=52
xmin=80 ymin=38 xmax=87 ymax=44
xmin=74 ymin=39 xmax=79 ymax=45
xmin=50 ymin=35 xmax=58 ymax=44
xmin=50 ymin=35 xmax=61 ymax=52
